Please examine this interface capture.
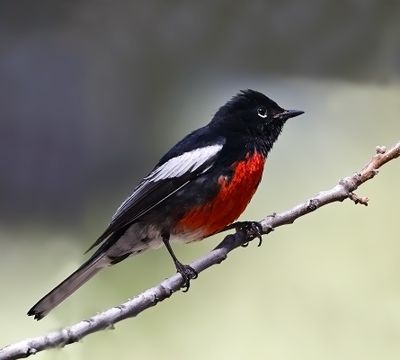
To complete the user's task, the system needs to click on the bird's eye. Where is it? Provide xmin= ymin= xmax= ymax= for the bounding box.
xmin=257 ymin=107 xmax=268 ymax=118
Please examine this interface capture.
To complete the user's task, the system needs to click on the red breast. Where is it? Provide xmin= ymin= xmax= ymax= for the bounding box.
xmin=175 ymin=151 xmax=265 ymax=239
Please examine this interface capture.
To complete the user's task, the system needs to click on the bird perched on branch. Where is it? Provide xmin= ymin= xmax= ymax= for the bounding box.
xmin=28 ymin=89 xmax=303 ymax=320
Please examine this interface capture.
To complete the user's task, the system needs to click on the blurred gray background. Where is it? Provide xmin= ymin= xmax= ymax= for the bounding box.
xmin=1 ymin=1 xmax=399 ymax=359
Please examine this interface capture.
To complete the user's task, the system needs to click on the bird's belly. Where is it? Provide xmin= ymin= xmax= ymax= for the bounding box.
xmin=106 ymin=223 xmax=164 ymax=260
xmin=174 ymin=152 xmax=265 ymax=240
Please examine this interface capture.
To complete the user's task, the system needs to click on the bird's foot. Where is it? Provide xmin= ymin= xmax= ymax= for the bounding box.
xmin=232 ymin=221 xmax=263 ymax=247
xmin=175 ymin=262 xmax=198 ymax=292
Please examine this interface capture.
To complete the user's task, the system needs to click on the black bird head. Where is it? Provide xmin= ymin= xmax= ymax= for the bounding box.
xmin=211 ymin=89 xmax=304 ymax=153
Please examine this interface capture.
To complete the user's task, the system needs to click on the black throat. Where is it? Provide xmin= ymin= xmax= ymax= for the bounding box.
xmin=210 ymin=118 xmax=286 ymax=158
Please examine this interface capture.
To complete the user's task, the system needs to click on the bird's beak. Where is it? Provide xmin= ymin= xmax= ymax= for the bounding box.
xmin=274 ymin=109 xmax=304 ymax=120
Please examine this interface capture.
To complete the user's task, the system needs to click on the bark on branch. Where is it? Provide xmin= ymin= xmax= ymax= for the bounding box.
xmin=1 ymin=142 xmax=399 ymax=360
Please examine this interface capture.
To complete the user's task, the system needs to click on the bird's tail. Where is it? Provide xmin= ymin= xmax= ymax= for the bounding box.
xmin=27 ymin=254 xmax=109 ymax=320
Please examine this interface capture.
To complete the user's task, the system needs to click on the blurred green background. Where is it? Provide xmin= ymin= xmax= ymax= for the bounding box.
xmin=1 ymin=1 xmax=400 ymax=359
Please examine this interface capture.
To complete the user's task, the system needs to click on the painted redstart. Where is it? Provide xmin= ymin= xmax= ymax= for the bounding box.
xmin=28 ymin=89 xmax=303 ymax=320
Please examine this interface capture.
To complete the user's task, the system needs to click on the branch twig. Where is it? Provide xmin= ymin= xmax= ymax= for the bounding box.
xmin=1 ymin=142 xmax=399 ymax=360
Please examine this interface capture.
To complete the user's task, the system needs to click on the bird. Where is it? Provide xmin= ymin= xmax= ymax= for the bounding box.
xmin=28 ymin=89 xmax=304 ymax=320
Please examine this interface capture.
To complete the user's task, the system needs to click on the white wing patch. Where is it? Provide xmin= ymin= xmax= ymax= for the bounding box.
xmin=146 ymin=144 xmax=223 ymax=182
xmin=111 ymin=144 xmax=223 ymax=220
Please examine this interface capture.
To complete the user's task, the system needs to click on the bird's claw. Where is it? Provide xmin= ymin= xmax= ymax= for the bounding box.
xmin=175 ymin=262 xmax=198 ymax=292
xmin=233 ymin=221 xmax=263 ymax=247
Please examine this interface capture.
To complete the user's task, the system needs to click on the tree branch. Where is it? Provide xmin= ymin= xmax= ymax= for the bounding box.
xmin=1 ymin=142 xmax=399 ymax=360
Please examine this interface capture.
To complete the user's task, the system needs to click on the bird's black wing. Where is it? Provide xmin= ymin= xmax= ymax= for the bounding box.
xmin=86 ymin=137 xmax=225 ymax=252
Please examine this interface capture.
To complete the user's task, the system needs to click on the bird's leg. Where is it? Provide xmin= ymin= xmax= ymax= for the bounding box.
xmin=161 ymin=233 xmax=198 ymax=292
xmin=229 ymin=221 xmax=264 ymax=247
